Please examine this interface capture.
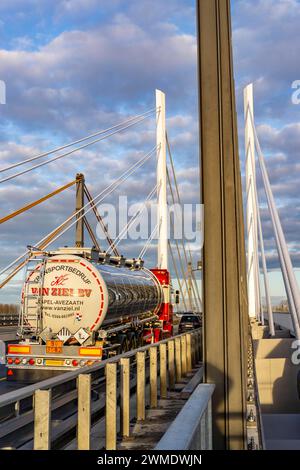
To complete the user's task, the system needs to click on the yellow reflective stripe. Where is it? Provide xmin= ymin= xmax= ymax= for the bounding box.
xmin=8 ymin=345 xmax=31 ymax=354
xmin=45 ymin=360 xmax=64 ymax=367
xmin=79 ymin=348 xmax=102 ymax=356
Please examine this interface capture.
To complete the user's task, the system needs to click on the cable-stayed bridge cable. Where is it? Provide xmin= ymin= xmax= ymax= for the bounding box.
xmin=107 ymin=184 xmax=157 ymax=254
xmin=0 ymin=146 xmax=156 ymax=278
xmin=247 ymin=136 xmax=275 ymax=335
xmin=84 ymin=184 xmax=120 ymax=257
xmin=138 ymin=223 xmax=158 ymax=259
xmin=166 ymin=133 xmax=202 ymax=312
xmin=166 ymin=163 xmax=201 ymax=312
xmin=0 ymin=108 xmax=157 ymax=175
xmin=0 ymin=214 xmax=74 ymax=289
xmin=166 ymin=169 xmax=192 ymax=309
xmin=0 ymin=114 xmax=156 ymax=184
xmin=248 ymin=106 xmax=300 ymax=338
xmin=0 ymin=179 xmax=77 ymax=225
xmin=168 ymin=240 xmax=187 ymax=312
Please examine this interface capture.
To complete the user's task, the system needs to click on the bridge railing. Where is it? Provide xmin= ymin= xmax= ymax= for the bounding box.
xmin=0 ymin=329 xmax=202 ymax=450
xmin=155 ymin=383 xmax=214 ymax=450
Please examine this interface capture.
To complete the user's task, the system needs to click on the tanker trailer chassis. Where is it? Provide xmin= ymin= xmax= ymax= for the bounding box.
xmin=6 ymin=315 xmax=160 ymax=382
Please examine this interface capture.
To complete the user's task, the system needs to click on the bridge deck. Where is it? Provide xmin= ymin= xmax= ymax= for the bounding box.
xmin=119 ymin=378 xmax=196 ymax=451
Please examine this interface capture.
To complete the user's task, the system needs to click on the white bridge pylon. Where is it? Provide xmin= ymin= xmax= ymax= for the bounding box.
xmin=244 ymin=84 xmax=260 ymax=322
xmin=244 ymin=83 xmax=300 ymax=339
xmin=156 ymin=89 xmax=168 ymax=270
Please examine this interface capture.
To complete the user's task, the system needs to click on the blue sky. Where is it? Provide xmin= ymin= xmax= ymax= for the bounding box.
xmin=0 ymin=0 xmax=300 ymax=303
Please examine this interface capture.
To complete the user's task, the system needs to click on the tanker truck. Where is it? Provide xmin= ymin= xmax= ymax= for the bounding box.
xmin=6 ymin=246 xmax=173 ymax=382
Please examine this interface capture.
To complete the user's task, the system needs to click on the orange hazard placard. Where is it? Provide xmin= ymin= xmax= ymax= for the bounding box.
xmin=46 ymin=340 xmax=63 ymax=354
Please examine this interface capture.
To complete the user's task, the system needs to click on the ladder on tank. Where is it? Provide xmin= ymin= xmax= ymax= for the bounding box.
xmin=18 ymin=256 xmax=47 ymax=339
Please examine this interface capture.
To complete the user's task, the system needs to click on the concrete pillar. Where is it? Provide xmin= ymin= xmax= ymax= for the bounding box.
xmin=105 ymin=363 xmax=117 ymax=450
xmin=186 ymin=334 xmax=192 ymax=372
xmin=120 ymin=358 xmax=130 ymax=438
xmin=160 ymin=343 xmax=167 ymax=398
xmin=197 ymin=0 xmax=248 ymax=449
xmin=77 ymin=374 xmax=91 ymax=450
xmin=181 ymin=335 xmax=187 ymax=377
xmin=168 ymin=340 xmax=175 ymax=390
xmin=136 ymin=351 xmax=145 ymax=420
xmin=150 ymin=347 xmax=158 ymax=408
xmin=175 ymin=337 xmax=182 ymax=382
xmin=33 ymin=389 xmax=51 ymax=450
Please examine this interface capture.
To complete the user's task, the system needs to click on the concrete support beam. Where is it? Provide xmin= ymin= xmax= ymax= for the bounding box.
xmin=136 ymin=351 xmax=145 ymax=420
xmin=77 ymin=374 xmax=91 ymax=449
xmin=175 ymin=337 xmax=182 ymax=382
xmin=194 ymin=332 xmax=199 ymax=364
xmin=150 ymin=347 xmax=158 ymax=408
xmin=168 ymin=339 xmax=175 ymax=390
xmin=120 ymin=358 xmax=130 ymax=438
xmin=197 ymin=0 xmax=248 ymax=449
xmin=105 ymin=363 xmax=117 ymax=450
xmin=33 ymin=389 xmax=51 ymax=450
xmin=181 ymin=335 xmax=187 ymax=377
xmin=160 ymin=343 xmax=167 ymax=398
xmin=186 ymin=334 xmax=192 ymax=372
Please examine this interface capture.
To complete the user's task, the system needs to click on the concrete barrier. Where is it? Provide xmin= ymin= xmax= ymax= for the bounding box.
xmin=155 ymin=383 xmax=215 ymax=450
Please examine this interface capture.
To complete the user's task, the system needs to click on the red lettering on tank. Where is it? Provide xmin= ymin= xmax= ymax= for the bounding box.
xmin=31 ymin=287 xmax=49 ymax=295
xmin=78 ymin=289 xmax=92 ymax=297
xmin=31 ymin=287 xmax=92 ymax=297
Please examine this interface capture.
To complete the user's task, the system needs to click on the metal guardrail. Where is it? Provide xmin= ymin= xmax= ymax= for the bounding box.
xmin=155 ymin=383 xmax=214 ymax=450
xmin=0 ymin=313 xmax=19 ymax=327
xmin=0 ymin=329 xmax=202 ymax=450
